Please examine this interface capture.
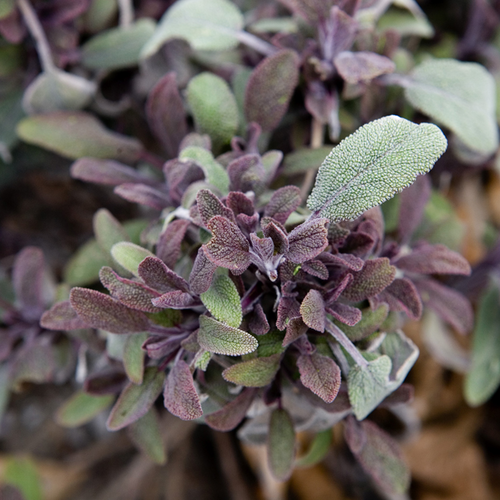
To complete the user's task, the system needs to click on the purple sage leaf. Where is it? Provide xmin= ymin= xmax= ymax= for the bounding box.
xmin=264 ymin=186 xmax=302 ymax=225
xmin=156 ymin=219 xmax=191 ymax=269
xmin=71 ymin=158 xmax=153 ymax=186
xmin=334 ymin=51 xmax=395 ymax=84
xmin=297 ymin=352 xmax=341 ymax=403
xmin=138 ymin=256 xmax=190 ymax=293
xmin=205 ymin=388 xmax=256 ymax=431
xmin=152 ymin=290 xmax=199 ymax=309
xmin=196 ymin=189 xmax=235 ymax=226
xmin=114 ymin=183 xmax=170 ymax=210
xmin=287 ymin=218 xmax=329 ymax=264
xmin=189 ymin=247 xmax=218 ymax=294
xmin=300 ymin=289 xmax=325 ymax=332
xmin=40 ymin=300 xmax=89 ymax=331
xmin=375 ymin=278 xmax=422 ymax=320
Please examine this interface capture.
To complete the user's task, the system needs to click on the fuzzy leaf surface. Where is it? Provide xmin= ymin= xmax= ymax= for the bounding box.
xmin=404 ymin=59 xmax=498 ymax=155
xmin=189 ymin=248 xmax=218 ymax=294
xmin=205 ymin=388 xmax=256 ymax=431
xmin=297 ymin=353 xmax=341 ymax=403
xmin=164 ymin=360 xmax=203 ymax=421
xmin=300 ymin=289 xmax=325 ymax=332
xmin=198 ymin=316 xmax=258 ymax=356
xmin=334 ymin=51 xmax=395 ymax=84
xmin=222 ymin=353 xmax=281 ymax=387
xmin=106 ymin=367 xmax=165 ymax=431
xmin=111 ymin=242 xmax=153 ymax=276
xmin=197 ymin=189 xmax=235 ymax=226
xmin=128 ymin=409 xmax=166 ymax=464
xmin=71 ymin=158 xmax=152 ymax=186
xmin=138 ymin=256 xmax=189 ymax=293
xmin=287 ymin=218 xmax=329 ymax=263
xmin=141 ymin=0 xmax=244 ymax=57
xmin=40 ymin=300 xmax=88 ymax=331
xmin=307 ymin=116 xmax=447 ymax=222
xmin=264 ymin=186 xmax=302 ymax=225
xmin=268 ymin=408 xmax=295 ymax=481
xmin=123 ymin=333 xmax=148 ymax=384
xmin=201 ymin=273 xmax=242 ymax=328
xmin=156 ymin=219 xmax=191 ymax=269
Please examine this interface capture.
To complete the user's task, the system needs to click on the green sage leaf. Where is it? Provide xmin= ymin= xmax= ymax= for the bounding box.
xmin=201 ymin=272 xmax=242 ymax=328
xmin=128 ymin=408 xmax=166 ymax=464
xmin=268 ymin=408 xmax=295 ymax=481
xmin=56 ymin=391 xmax=114 ymax=428
xmin=222 ymin=353 xmax=281 ymax=387
xmin=111 ymin=242 xmax=153 ymax=276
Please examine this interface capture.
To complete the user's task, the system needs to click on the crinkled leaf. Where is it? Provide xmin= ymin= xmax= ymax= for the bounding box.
xmin=334 ymin=51 xmax=395 ymax=84
xmin=404 ymin=59 xmax=498 ymax=155
xmin=307 ymin=116 xmax=447 ymax=222
xmin=123 ymin=333 xmax=148 ymax=384
xmin=198 ymin=316 xmax=258 ymax=356
xmin=348 ymin=355 xmax=392 ymax=420
xmin=40 ymin=300 xmax=88 ymax=331
xmin=301 ymin=260 xmax=329 ymax=279
xmin=111 ymin=242 xmax=153 ymax=276
xmin=138 ymin=256 xmax=189 ymax=293
xmin=342 ymin=258 xmax=396 ymax=302
xmin=106 ymin=367 xmax=165 ymax=431
xmin=201 ymin=272 xmax=242 ymax=328
xmin=344 ymin=417 xmax=410 ymax=495
xmin=264 ymin=186 xmax=302 ymax=225
xmin=300 ymin=289 xmax=325 ymax=332
xmin=180 ymin=146 xmax=229 ymax=195
xmin=164 ymin=360 xmax=203 ymax=421
xmin=197 ymin=189 xmax=235 ymax=226
xmin=245 ymin=50 xmax=299 ymax=131
xmin=189 ymin=247 xmax=218 ymax=294
xmin=17 ymin=112 xmax=143 ymax=163
xmin=141 ymin=0 xmax=244 ymax=57
xmin=337 ymin=304 xmax=389 ymax=341
xmin=70 ymin=287 xmax=149 ymax=334
xmin=187 ymin=72 xmax=239 ymax=150
xmin=128 ymin=408 xmax=166 ymax=464
xmin=82 ymin=19 xmax=156 ymax=70
xmin=287 ymin=218 xmax=329 ymax=263
xmin=268 ymin=408 xmax=295 ymax=481
xmin=226 ymin=191 xmax=255 ymax=216
xmin=222 ymin=353 xmax=281 ymax=387
xmin=464 ymin=283 xmax=500 ymax=406
xmin=71 ymin=157 xmax=153 ymax=186
xmin=205 ymin=388 xmax=256 ymax=431
xmin=326 ymin=302 xmax=362 ymax=326
xmin=56 ymin=391 xmax=114 ymax=428
xmin=204 ymin=216 xmax=251 ymax=273
xmin=152 ymin=290 xmax=199 ymax=309
xmin=297 ymin=352 xmax=341 ymax=403
xmin=146 ymin=72 xmax=187 ymax=158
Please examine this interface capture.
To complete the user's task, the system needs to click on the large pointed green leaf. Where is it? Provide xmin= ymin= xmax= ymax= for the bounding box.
xmin=307 ymin=115 xmax=447 ymax=222
xmin=201 ymin=272 xmax=242 ymax=328
xmin=404 ymin=59 xmax=498 ymax=155
xmin=464 ymin=282 xmax=500 ymax=406
xmin=141 ymin=0 xmax=244 ymax=58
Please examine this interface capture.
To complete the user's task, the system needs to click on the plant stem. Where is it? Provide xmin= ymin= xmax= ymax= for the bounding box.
xmin=300 ymin=118 xmax=324 ymax=200
xmin=325 ymin=319 xmax=368 ymax=368
xmin=17 ymin=0 xmax=55 ymax=73
xmin=118 ymin=0 xmax=134 ymax=28
xmin=236 ymin=30 xmax=278 ymax=56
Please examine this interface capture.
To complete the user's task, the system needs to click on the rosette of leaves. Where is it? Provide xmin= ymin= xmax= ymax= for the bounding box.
xmin=49 ymin=115 xmax=470 ymax=491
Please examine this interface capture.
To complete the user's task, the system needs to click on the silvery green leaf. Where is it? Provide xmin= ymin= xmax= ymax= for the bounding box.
xmin=198 ymin=316 xmax=258 ymax=356
xmin=141 ymin=0 xmax=244 ymax=58
xmin=128 ymin=408 xmax=166 ymax=464
xmin=201 ymin=272 xmax=242 ymax=328
xmin=111 ymin=242 xmax=153 ymax=276
xmin=307 ymin=115 xmax=447 ymax=222
xmin=268 ymin=408 xmax=295 ymax=481
xmin=82 ymin=19 xmax=156 ymax=70
xmin=222 ymin=353 xmax=281 ymax=387
xmin=63 ymin=238 xmax=109 ymax=286
xmin=56 ymin=391 xmax=114 ymax=428
xmin=123 ymin=333 xmax=148 ymax=384
xmin=403 ymin=59 xmax=498 ymax=155
xmin=186 ymin=72 xmax=239 ymax=150
xmin=464 ymin=282 xmax=500 ymax=407
xmin=22 ymin=70 xmax=96 ymax=115
xmin=377 ymin=9 xmax=434 ymax=38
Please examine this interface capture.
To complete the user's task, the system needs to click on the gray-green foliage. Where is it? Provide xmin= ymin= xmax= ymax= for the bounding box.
xmin=464 ymin=282 xmax=500 ymax=406
xmin=307 ymin=115 xmax=447 ymax=222
xmin=404 ymin=58 xmax=498 ymax=155
xmin=186 ymin=73 xmax=239 ymax=150
xmin=141 ymin=0 xmax=243 ymax=58
xmin=201 ymin=272 xmax=242 ymax=328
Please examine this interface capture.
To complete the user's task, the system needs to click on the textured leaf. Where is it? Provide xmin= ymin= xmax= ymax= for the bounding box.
xmin=17 ymin=112 xmax=142 ymax=163
xmin=268 ymin=408 xmax=295 ymax=481
xmin=152 ymin=290 xmax=199 ymax=309
xmin=338 ymin=304 xmax=389 ymax=341
xmin=22 ymin=70 xmax=96 ymax=114
xmin=123 ymin=333 xmax=148 ymax=384
xmin=394 ymin=243 xmax=471 ymax=275
xmin=201 ymin=272 xmax=242 ymax=328
xmin=227 ymin=154 xmax=267 ymax=195
xmin=70 ymin=288 xmax=150 ymax=334
xmin=180 ymin=146 xmax=229 ymax=195
xmin=82 ymin=19 xmax=156 ymax=70
xmin=141 ymin=0 xmax=244 ymax=57
xmin=138 ymin=256 xmax=189 ymax=293
xmin=106 ymin=367 xmax=165 ymax=431
xmin=287 ymin=218 xmax=329 ymax=263
xmin=222 ymin=353 xmax=281 ymax=387
xmin=326 ymin=302 xmax=362 ymax=326
xmin=71 ymin=158 xmax=153 ymax=186
xmin=189 ymin=247 xmax=218 ymax=294
xmin=404 ymin=59 xmax=498 ymax=155
xmin=164 ymin=360 xmax=203 ymax=421
xmin=146 ymin=72 xmax=187 ymax=158
xmin=187 ymin=72 xmax=239 ymax=150
xmin=197 ymin=189 xmax=235 ymax=227
xmin=198 ymin=316 xmax=258 ymax=356
xmin=301 ymin=260 xmax=329 ymax=279
xmin=56 ymin=391 xmax=114 ymax=428
xmin=205 ymin=388 xmax=256 ymax=431
xmin=40 ymin=300 xmax=88 ymax=331
xmin=245 ymin=50 xmax=299 ymax=131
xmin=307 ymin=116 xmax=447 ymax=222
xmin=94 ymin=209 xmax=130 ymax=257
xmin=128 ymin=408 xmax=166 ymax=464
xmin=398 ymin=174 xmax=431 ymax=243
xmin=334 ymin=51 xmax=395 ymax=84
xmin=342 ymin=258 xmax=396 ymax=302
xmin=111 ymin=242 xmax=153 ymax=276
xmin=300 ymin=290 xmax=325 ymax=332
xmin=297 ymin=353 xmax=341 ymax=403
xmin=464 ymin=283 xmax=500 ymax=406
xmin=204 ymin=216 xmax=251 ymax=273
xmin=264 ymin=186 xmax=302 ymax=225
xmin=348 ymin=355 xmax=392 ymax=420
xmin=248 ymin=303 xmax=270 ymax=335
xmin=114 ymin=183 xmax=170 ymax=210
xmin=344 ymin=417 xmax=410 ymax=494
xmin=375 ymin=278 xmax=422 ymax=320
xmin=156 ymin=219 xmax=191 ymax=269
